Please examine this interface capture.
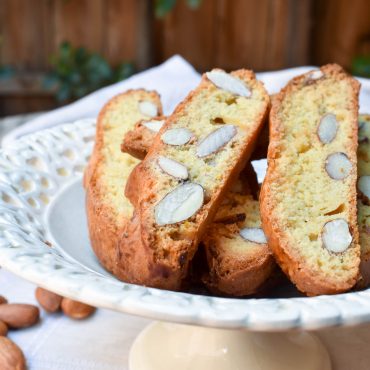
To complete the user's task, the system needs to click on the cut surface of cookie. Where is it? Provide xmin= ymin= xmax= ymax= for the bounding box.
xmin=124 ymin=68 xmax=270 ymax=290
xmin=260 ymin=64 xmax=360 ymax=295
xmin=84 ymin=90 xmax=163 ymax=283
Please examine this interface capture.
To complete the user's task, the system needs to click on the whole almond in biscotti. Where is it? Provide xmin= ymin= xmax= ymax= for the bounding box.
xmin=240 ymin=227 xmax=267 ymax=244
xmin=0 ymin=296 xmax=7 ymax=305
xmin=35 ymin=287 xmax=63 ymax=313
xmin=124 ymin=68 xmax=269 ymax=290
xmin=157 ymin=156 xmax=188 ymax=180
xmin=260 ymin=64 xmax=360 ymax=296
xmin=61 ymin=298 xmax=96 ymax=320
xmin=0 ymin=337 xmax=26 ymax=370
xmin=0 ymin=304 xmax=39 ymax=329
xmin=317 ymin=114 xmax=338 ymax=144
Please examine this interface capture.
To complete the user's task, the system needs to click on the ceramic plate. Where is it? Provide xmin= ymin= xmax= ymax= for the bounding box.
xmin=1 ymin=100 xmax=370 ymax=331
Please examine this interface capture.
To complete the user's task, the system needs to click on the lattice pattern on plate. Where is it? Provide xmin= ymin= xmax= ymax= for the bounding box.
xmin=1 ymin=118 xmax=370 ymax=331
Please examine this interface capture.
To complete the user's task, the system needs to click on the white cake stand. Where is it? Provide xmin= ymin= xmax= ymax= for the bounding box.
xmin=0 ymin=120 xmax=368 ymax=369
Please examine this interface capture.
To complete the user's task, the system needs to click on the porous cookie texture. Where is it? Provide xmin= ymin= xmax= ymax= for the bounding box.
xmin=124 ymin=69 xmax=270 ymax=290
xmin=260 ymin=64 xmax=360 ymax=295
xmin=203 ymin=165 xmax=275 ymax=296
xmin=84 ymin=90 xmax=163 ymax=281
xmin=121 ymin=116 xmax=166 ymax=159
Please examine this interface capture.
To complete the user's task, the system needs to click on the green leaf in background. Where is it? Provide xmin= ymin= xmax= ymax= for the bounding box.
xmin=155 ymin=0 xmax=177 ymax=18
xmin=186 ymin=0 xmax=202 ymax=9
xmin=113 ymin=62 xmax=135 ymax=83
xmin=0 ymin=65 xmax=15 ymax=79
xmin=46 ymin=41 xmax=135 ymax=103
xmin=352 ymin=55 xmax=370 ymax=78
xmin=155 ymin=0 xmax=202 ymax=17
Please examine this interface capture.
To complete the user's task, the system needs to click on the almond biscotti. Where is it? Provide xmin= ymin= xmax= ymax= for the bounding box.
xmin=84 ymin=90 xmax=162 ymax=280
xmin=122 ymin=120 xmax=274 ymax=295
xmin=203 ymin=165 xmax=275 ymax=296
xmin=260 ymin=64 xmax=361 ymax=295
xmin=124 ymin=69 xmax=270 ymax=290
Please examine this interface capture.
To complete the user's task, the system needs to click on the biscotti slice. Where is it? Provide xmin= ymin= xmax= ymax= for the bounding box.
xmin=203 ymin=165 xmax=275 ymax=296
xmin=84 ymin=90 xmax=162 ymax=280
xmin=121 ymin=116 xmax=167 ymax=159
xmin=123 ymin=69 xmax=270 ymax=290
xmin=260 ymin=64 xmax=360 ymax=295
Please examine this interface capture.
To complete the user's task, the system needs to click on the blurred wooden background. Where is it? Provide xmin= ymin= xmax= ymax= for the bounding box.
xmin=1 ymin=0 xmax=370 ymax=116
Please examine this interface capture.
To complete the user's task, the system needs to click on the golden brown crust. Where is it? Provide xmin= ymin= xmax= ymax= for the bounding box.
xmin=85 ymin=90 xmax=173 ymax=286
xmin=124 ymin=69 xmax=270 ymax=291
xmin=260 ymin=64 xmax=361 ymax=295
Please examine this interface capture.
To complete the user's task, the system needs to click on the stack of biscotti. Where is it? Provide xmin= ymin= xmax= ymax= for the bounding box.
xmin=86 ymin=63 xmax=365 ymax=297
xmin=122 ymin=116 xmax=275 ymax=295
xmin=260 ymin=64 xmax=361 ymax=296
xmin=122 ymin=69 xmax=270 ymax=290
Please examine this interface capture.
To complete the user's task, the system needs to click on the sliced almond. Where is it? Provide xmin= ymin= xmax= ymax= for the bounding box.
xmin=206 ymin=70 xmax=251 ymax=97
xmin=308 ymin=70 xmax=324 ymax=80
xmin=139 ymin=101 xmax=158 ymax=117
xmin=325 ymin=152 xmax=352 ymax=180
xmin=161 ymin=128 xmax=193 ymax=146
xmin=322 ymin=219 xmax=352 ymax=253
xmin=358 ymin=176 xmax=370 ymax=204
xmin=240 ymin=227 xmax=267 ymax=244
xmin=158 ymin=156 xmax=188 ymax=180
xmin=143 ymin=119 xmax=165 ymax=133
xmin=197 ymin=125 xmax=237 ymax=158
xmin=317 ymin=114 xmax=338 ymax=144
xmin=155 ymin=183 xmax=204 ymax=225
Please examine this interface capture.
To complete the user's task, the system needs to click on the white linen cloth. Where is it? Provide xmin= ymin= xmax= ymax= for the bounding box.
xmin=2 ymin=55 xmax=370 ymax=369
